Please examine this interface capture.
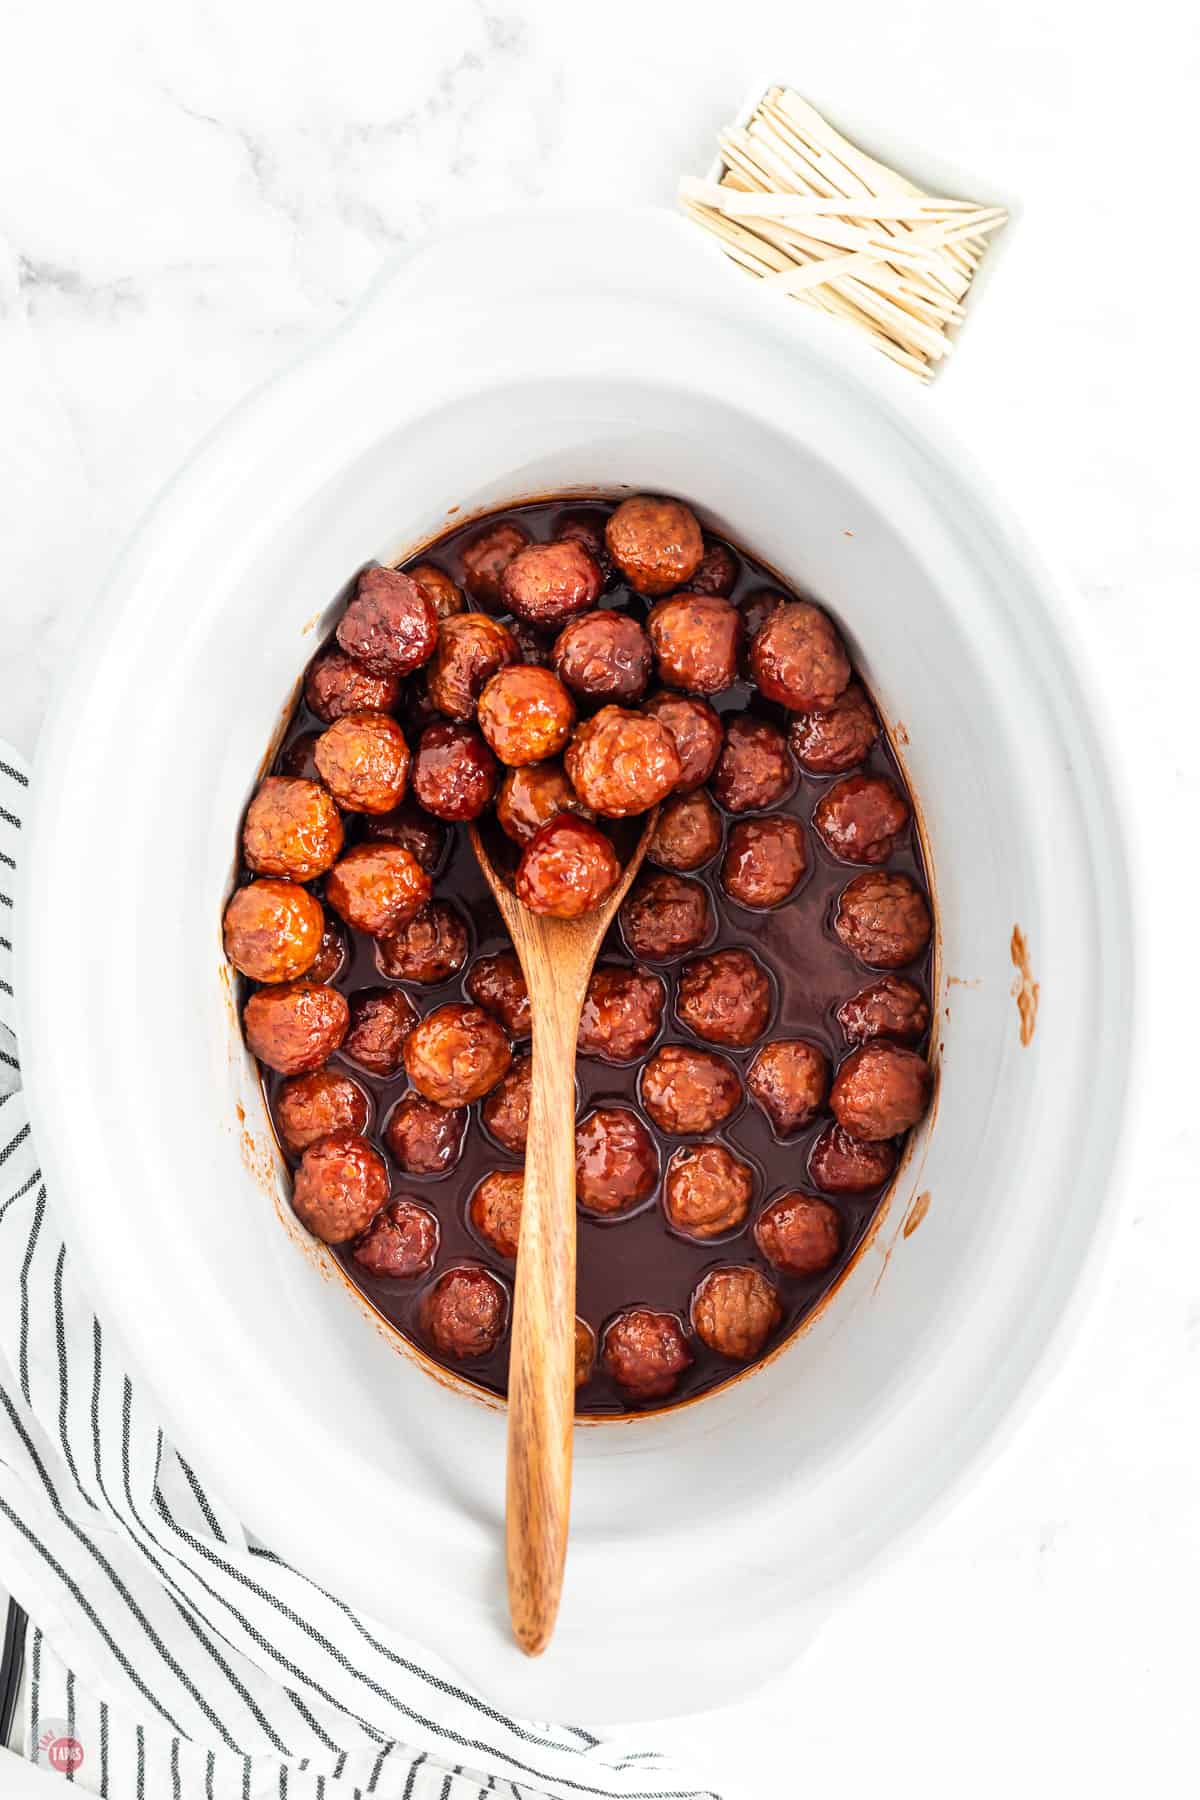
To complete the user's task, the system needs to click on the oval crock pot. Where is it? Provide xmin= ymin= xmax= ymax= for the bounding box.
xmin=17 ymin=210 xmax=1135 ymax=1724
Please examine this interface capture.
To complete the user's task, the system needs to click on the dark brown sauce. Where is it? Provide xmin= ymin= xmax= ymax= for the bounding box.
xmin=256 ymin=497 xmax=934 ymax=1415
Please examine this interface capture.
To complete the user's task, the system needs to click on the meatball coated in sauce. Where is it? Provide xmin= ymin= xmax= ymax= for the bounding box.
xmin=605 ymin=496 xmax=704 ymax=597
xmin=789 ymin=680 xmax=879 ymax=774
xmin=747 ymin=1040 xmax=830 ymax=1137
xmin=551 ymin=611 xmax=652 ymax=703
xmin=754 ymin=1192 xmax=843 ymax=1276
xmin=427 ymin=613 xmax=519 ymax=721
xmin=721 ymin=816 xmax=807 ymax=909
xmin=690 ymin=537 xmax=738 ymax=598
xmin=481 ymin=1053 xmax=531 ymax=1152
xmin=830 ymin=1042 xmax=932 ymax=1140
xmin=292 ymin=1131 xmax=388 ymax=1245
xmin=575 ymin=1107 xmax=658 ymax=1216
xmin=375 ymin=900 xmax=468 ymax=984
xmin=602 ymin=1309 xmax=692 ymax=1399
xmin=738 ymin=587 xmax=784 ymax=650
xmin=411 ymin=722 xmax=498 ymax=821
xmin=750 ymin=601 xmax=851 ymax=711
xmin=476 ymin=665 xmax=575 ymax=766
xmin=676 ymin=949 xmax=772 ymax=1047
xmin=364 ymin=800 xmax=447 ymax=874
xmin=574 ymin=1317 xmax=597 ymax=1388
xmin=460 ymin=520 xmax=531 ymax=610
xmin=808 ymin=1124 xmax=897 ymax=1195
xmin=711 ymin=716 xmax=794 ymax=814
xmin=243 ymin=777 xmax=343 ymax=880
xmin=640 ymin=1045 xmax=742 ymax=1136
xmin=837 ymin=976 xmax=930 ymax=1046
xmin=834 ymin=871 xmax=932 ymax=969
xmin=564 ymin=706 xmax=681 ymax=817
xmin=243 ymin=982 xmax=349 ymax=1076
xmin=664 ymin=1143 xmax=754 ymax=1240
xmin=223 ymin=879 xmax=324 ymax=984
xmin=469 ymin=1170 xmax=524 ymax=1259
xmin=306 ymin=919 xmax=348 ymax=985
xmin=423 ymin=1266 xmax=509 ymax=1361
xmin=465 ymin=951 xmax=531 ymax=1039
xmin=813 ymin=774 xmax=910 ymax=866
xmin=495 ymin=760 xmax=589 ymax=846
xmin=407 ymin=562 xmax=465 ymax=619
xmin=500 ymin=539 xmax=603 ymax=626
xmin=304 ymin=648 xmax=402 ymax=724
xmin=342 ymin=987 xmax=418 ymax=1077
xmin=647 ymin=595 xmax=741 ymax=695
xmin=315 ymin=711 xmax=411 ymax=814
xmin=516 ymin=814 xmax=621 ymax=919
xmin=577 ymin=965 xmax=665 ymax=1062
xmin=620 ymin=871 xmax=711 ymax=962
xmin=352 ymin=1199 xmax=439 ymax=1279
xmin=641 ymin=692 xmax=724 ymax=793
xmin=691 ymin=1266 xmax=781 ymax=1360
xmin=383 ymin=1092 xmax=466 ymax=1176
xmin=554 ymin=508 xmax=612 ymax=576
xmin=325 ymin=843 xmax=432 ymax=938
xmin=402 ymin=1004 xmax=512 ymax=1108
xmin=336 ymin=566 xmax=437 ymax=679
xmin=649 ymin=790 xmax=722 ymax=872
xmin=275 ymin=1069 xmax=369 ymax=1154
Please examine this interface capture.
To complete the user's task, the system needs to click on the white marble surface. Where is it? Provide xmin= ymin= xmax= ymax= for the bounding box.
xmin=1 ymin=1 xmax=1197 ymax=1794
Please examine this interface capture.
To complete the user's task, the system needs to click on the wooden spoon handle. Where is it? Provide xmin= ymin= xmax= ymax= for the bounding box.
xmin=505 ymin=994 xmax=580 ymax=1656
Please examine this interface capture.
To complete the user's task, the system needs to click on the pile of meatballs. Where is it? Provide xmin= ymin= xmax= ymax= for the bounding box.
xmin=223 ymin=494 xmax=934 ymax=1410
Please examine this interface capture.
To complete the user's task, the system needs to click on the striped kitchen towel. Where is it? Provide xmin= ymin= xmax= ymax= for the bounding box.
xmin=0 ymin=744 xmax=719 ymax=1800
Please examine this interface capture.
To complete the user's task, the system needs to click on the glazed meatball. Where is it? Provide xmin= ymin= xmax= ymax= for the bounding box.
xmin=292 ymin=1130 xmax=388 ymax=1244
xmin=469 ymin=1169 xmax=524 ymax=1258
xmin=576 ymin=1107 xmax=658 ymax=1215
xmin=837 ymin=977 xmax=930 ymax=1046
xmin=243 ymin=981 xmax=349 ymax=1075
xmin=711 ymin=716 xmax=794 ymax=814
xmin=808 ymin=1123 xmax=897 ymax=1194
xmin=564 ymin=706 xmax=681 ymax=817
xmin=324 ymin=843 xmax=432 ymax=938
xmin=664 ymin=1143 xmax=754 ymax=1239
xmin=460 ymin=520 xmax=531 ymax=610
xmin=691 ymin=1266 xmax=781 ymax=1360
xmin=465 ymin=950 xmax=531 ymax=1039
xmin=721 ymin=816 xmax=808 ymax=908
xmin=789 ymin=680 xmax=879 ymax=774
xmin=813 ymin=774 xmax=910 ymax=865
xmin=690 ymin=537 xmax=738 ymax=598
xmin=516 ymin=814 xmax=621 ymax=919
xmin=495 ymin=760 xmax=590 ymax=846
xmin=411 ymin=722 xmax=498 ymax=821
xmin=648 ymin=790 xmax=722 ymax=871
xmin=275 ymin=1069 xmax=369 ymax=1154
xmin=834 ymin=872 xmax=932 ymax=969
xmin=375 ymin=901 xmax=468 ymax=984
xmin=574 ymin=1316 xmax=597 ymax=1388
xmin=554 ymin=507 xmax=611 ymax=575
xmin=640 ymin=1045 xmax=742 ymax=1135
xmin=352 ymin=1198 xmax=439 ymax=1278
xmin=306 ymin=918 xmax=348 ymax=984
xmin=620 ymin=871 xmax=711 ymax=961
xmin=738 ymin=587 xmax=784 ymax=648
xmin=602 ymin=1308 xmax=692 ymax=1399
xmin=336 ymin=565 xmax=437 ymax=678
xmin=830 ymin=1042 xmax=932 ymax=1140
xmin=304 ymin=648 xmax=402 ymax=724
xmin=280 ymin=730 xmax=322 ymax=780
xmin=427 ymin=613 xmax=519 ymax=720
xmin=383 ymin=1091 xmax=466 ymax=1176
xmin=746 ymin=1040 xmax=830 ymax=1136
xmin=364 ymin=799 xmax=447 ymax=873
xmin=407 ymin=561 xmax=466 ymax=619
xmin=754 ymin=1191 xmax=842 ymax=1276
xmin=605 ymin=496 xmax=704 ymax=597
xmin=647 ymin=594 xmax=741 ymax=695
xmin=223 ymin=879 xmax=324 ymax=984
xmin=402 ymin=1003 xmax=512 ymax=1107
xmin=500 ymin=539 xmax=603 ymax=626
xmin=243 ymin=777 xmax=344 ymax=880
xmin=551 ymin=611 xmax=651 ymax=703
xmin=577 ymin=964 xmax=665 ymax=1062
xmin=423 ymin=1266 xmax=509 ymax=1360
xmin=640 ymin=692 xmax=724 ymax=793
xmin=342 ymin=987 xmax=419 ymax=1077
xmin=751 ymin=601 xmax=851 ymax=711
xmin=676 ymin=949 xmax=772 ymax=1047
xmin=476 ymin=665 xmax=575 ymax=765
xmin=481 ymin=1053 xmax=531 ymax=1152
xmin=315 ymin=711 xmax=411 ymax=814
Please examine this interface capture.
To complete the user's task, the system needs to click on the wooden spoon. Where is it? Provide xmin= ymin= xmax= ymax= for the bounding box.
xmin=469 ymin=810 xmax=659 ymax=1655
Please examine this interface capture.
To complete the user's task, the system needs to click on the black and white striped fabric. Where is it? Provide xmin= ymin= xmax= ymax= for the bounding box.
xmin=0 ymin=745 xmax=719 ymax=1800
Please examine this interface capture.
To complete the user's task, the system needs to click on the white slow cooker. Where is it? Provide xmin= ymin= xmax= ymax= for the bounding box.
xmin=18 ymin=210 xmax=1135 ymax=1724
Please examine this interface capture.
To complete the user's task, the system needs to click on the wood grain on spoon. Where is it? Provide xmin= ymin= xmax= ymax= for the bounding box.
xmin=469 ymin=809 xmax=659 ymax=1656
